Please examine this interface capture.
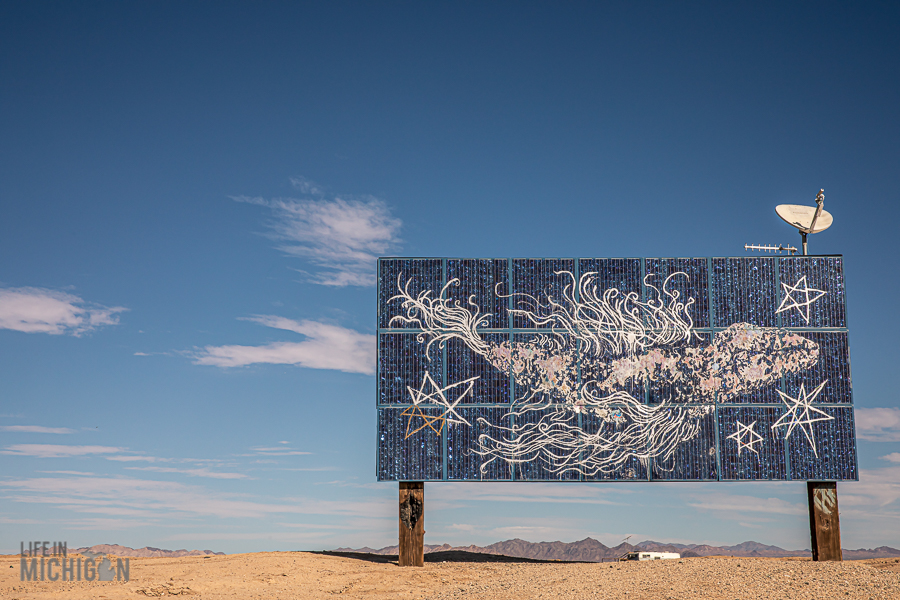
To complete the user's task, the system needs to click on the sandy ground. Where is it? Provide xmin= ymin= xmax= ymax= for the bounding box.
xmin=2 ymin=551 xmax=900 ymax=600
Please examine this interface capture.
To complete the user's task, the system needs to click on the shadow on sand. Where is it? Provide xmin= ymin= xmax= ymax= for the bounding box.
xmin=316 ymin=550 xmax=586 ymax=565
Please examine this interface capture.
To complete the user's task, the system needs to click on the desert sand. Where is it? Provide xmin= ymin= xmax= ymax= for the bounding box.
xmin=3 ymin=551 xmax=900 ymax=599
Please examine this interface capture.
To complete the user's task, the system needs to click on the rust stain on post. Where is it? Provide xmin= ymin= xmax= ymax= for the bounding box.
xmin=808 ymin=481 xmax=842 ymax=561
xmin=399 ymin=481 xmax=424 ymax=567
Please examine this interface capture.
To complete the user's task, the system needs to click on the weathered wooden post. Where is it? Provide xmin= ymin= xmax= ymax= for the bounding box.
xmin=808 ymin=481 xmax=842 ymax=561
xmin=399 ymin=481 xmax=424 ymax=567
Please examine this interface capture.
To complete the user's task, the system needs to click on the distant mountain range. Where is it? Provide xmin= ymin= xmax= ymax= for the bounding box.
xmin=70 ymin=544 xmax=225 ymax=558
xmin=32 ymin=539 xmax=900 ymax=561
xmin=335 ymin=538 xmax=900 ymax=561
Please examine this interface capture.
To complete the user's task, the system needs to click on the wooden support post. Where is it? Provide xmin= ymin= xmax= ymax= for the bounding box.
xmin=399 ymin=481 xmax=424 ymax=567
xmin=808 ymin=481 xmax=842 ymax=561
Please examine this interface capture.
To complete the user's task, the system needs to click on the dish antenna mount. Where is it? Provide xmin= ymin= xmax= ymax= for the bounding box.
xmin=775 ymin=189 xmax=832 ymax=255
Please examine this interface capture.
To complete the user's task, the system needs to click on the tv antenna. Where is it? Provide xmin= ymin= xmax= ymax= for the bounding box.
xmin=744 ymin=243 xmax=798 ymax=255
xmin=775 ymin=189 xmax=832 ymax=255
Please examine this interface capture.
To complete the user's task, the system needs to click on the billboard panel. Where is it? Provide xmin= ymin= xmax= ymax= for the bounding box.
xmin=377 ymin=257 xmax=857 ymax=482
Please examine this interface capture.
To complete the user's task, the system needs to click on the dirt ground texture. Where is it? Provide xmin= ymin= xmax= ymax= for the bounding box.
xmin=2 ymin=552 xmax=900 ymax=600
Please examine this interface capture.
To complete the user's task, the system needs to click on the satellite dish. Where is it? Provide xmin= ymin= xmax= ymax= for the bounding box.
xmin=775 ymin=204 xmax=833 ymax=234
xmin=773 ymin=189 xmax=831 ymax=255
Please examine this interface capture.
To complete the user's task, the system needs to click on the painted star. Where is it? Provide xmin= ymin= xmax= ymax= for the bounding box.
xmin=401 ymin=372 xmax=478 ymax=439
xmin=771 ymin=380 xmax=833 ymax=457
xmin=400 ymin=405 xmax=446 ymax=438
xmin=775 ymin=275 xmax=827 ymax=324
xmin=726 ymin=420 xmax=764 ymax=456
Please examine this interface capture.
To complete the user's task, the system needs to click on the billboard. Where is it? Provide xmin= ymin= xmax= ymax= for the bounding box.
xmin=377 ymin=257 xmax=857 ymax=482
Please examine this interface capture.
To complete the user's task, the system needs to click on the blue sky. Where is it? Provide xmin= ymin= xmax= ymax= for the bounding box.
xmin=1 ymin=1 xmax=899 ymax=554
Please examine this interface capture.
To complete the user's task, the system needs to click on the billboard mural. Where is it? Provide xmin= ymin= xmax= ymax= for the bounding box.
xmin=377 ymin=257 xmax=857 ymax=482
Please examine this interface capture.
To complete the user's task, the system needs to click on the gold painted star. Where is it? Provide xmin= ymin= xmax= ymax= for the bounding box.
xmin=401 ymin=372 xmax=478 ymax=439
xmin=400 ymin=404 xmax=446 ymax=438
xmin=776 ymin=276 xmax=826 ymax=324
xmin=771 ymin=380 xmax=833 ymax=457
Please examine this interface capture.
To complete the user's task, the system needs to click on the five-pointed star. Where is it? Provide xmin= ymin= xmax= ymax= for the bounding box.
xmin=400 ymin=405 xmax=446 ymax=438
xmin=775 ymin=275 xmax=827 ymax=324
xmin=401 ymin=372 xmax=478 ymax=439
xmin=726 ymin=420 xmax=764 ymax=456
xmin=771 ymin=380 xmax=833 ymax=457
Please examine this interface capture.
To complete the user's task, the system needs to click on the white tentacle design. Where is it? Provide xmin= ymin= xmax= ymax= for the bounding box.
xmin=475 ymin=390 xmax=712 ymax=476
xmin=505 ymin=270 xmax=699 ymax=358
xmin=389 ymin=275 xmax=492 ymax=359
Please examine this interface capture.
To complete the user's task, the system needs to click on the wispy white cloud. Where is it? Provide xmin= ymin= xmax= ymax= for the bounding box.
xmin=233 ymin=177 xmax=401 ymax=287
xmin=1 ymin=444 xmax=126 ymax=458
xmin=124 ymin=466 xmax=248 ymax=480
xmin=833 ymin=468 xmax=900 ymax=545
xmin=0 ymin=287 xmax=126 ymax=335
xmin=430 ymin=482 xmax=626 ymax=510
xmin=247 ymin=445 xmax=313 ymax=456
xmin=65 ymin=518 xmax=160 ymax=531
xmin=105 ymin=455 xmax=227 ymax=465
xmin=881 ymin=453 xmax=900 ymax=464
xmin=162 ymin=529 xmax=356 ymax=543
xmin=684 ymin=492 xmax=806 ymax=516
xmin=490 ymin=525 xmax=574 ymax=537
xmin=0 ymin=425 xmax=74 ymax=434
xmin=277 ymin=521 xmax=356 ymax=530
xmin=434 ymin=514 xmax=605 ymax=543
xmin=275 ymin=467 xmax=338 ymax=472
xmin=0 ymin=476 xmax=384 ymax=520
xmin=0 ymin=517 xmax=42 ymax=524
xmin=856 ymin=407 xmax=900 ymax=442
xmin=192 ymin=316 xmax=375 ymax=374
xmin=840 ymin=466 xmax=900 ymax=513
xmin=288 ymin=176 xmax=325 ymax=196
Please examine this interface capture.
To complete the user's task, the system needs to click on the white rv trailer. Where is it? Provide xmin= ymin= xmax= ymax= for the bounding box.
xmin=622 ymin=552 xmax=681 ymax=561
